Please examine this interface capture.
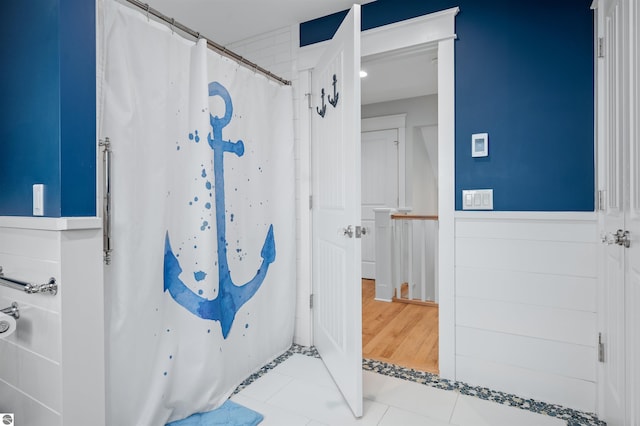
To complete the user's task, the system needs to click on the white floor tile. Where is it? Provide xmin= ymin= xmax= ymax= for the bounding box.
xmin=363 ymin=370 xmax=459 ymax=422
xmin=266 ymin=378 xmax=388 ymax=425
xmin=271 ymin=354 xmax=337 ymax=390
xmin=235 ymin=371 xmax=294 ymax=402
xmin=450 ymin=394 xmax=567 ymax=426
xmin=231 ymin=393 xmax=312 ymax=426
xmin=234 ymin=355 xmax=573 ymax=426
xmin=378 ymin=406 xmax=458 ymax=426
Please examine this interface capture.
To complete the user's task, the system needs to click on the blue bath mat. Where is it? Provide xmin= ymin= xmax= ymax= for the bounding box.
xmin=166 ymin=400 xmax=263 ymax=426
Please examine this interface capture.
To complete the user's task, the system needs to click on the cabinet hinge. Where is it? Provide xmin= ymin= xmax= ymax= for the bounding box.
xmin=310 ymin=294 xmax=314 ymax=309
xmin=309 ymin=195 xmax=313 ymax=209
xmin=598 ymin=37 xmax=605 ymax=58
xmin=598 ymin=332 xmax=605 ymax=363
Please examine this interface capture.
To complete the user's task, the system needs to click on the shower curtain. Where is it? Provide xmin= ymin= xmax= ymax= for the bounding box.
xmin=99 ymin=2 xmax=296 ymax=424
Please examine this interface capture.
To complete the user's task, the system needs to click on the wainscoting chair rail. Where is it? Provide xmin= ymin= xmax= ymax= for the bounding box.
xmin=0 ymin=267 xmax=57 ymax=296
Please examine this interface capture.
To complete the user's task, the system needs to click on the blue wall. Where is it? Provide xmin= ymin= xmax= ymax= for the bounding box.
xmin=0 ymin=0 xmax=96 ymax=217
xmin=301 ymin=0 xmax=594 ymax=211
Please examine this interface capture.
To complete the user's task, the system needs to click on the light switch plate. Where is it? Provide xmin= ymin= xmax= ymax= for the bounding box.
xmin=33 ymin=184 xmax=44 ymax=216
xmin=462 ymin=189 xmax=493 ymax=210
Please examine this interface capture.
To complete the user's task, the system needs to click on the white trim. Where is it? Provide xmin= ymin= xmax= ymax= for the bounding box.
xmin=455 ymin=211 xmax=598 ymax=222
xmin=0 ymin=216 xmax=102 ymax=231
xmin=437 ymin=36 xmax=456 ymax=380
xmin=362 ymin=114 xmax=407 ymax=207
xmin=297 ymin=7 xmax=460 ymax=70
xmin=361 ymin=7 xmax=459 ymax=58
xmin=361 ymin=114 xmax=406 ymax=132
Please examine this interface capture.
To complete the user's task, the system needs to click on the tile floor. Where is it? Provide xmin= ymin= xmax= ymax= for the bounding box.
xmin=231 ymin=354 xmax=569 ymax=426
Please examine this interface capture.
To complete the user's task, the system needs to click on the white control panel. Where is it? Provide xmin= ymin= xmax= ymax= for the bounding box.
xmin=462 ymin=189 xmax=493 ymax=210
xmin=33 ymin=184 xmax=44 ymax=216
xmin=471 ymin=133 xmax=488 ymax=157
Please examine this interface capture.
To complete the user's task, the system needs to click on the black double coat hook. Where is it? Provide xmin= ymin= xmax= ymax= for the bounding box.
xmin=316 ymin=74 xmax=339 ymax=118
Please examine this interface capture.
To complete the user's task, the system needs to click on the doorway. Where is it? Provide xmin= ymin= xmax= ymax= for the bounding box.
xmin=361 ymin=127 xmax=399 ymax=280
xmin=359 ymin=45 xmax=440 ymax=374
xmin=301 ymin=5 xmax=458 ymax=392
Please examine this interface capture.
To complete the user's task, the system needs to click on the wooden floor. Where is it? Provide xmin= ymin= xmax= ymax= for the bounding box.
xmin=362 ymin=279 xmax=439 ymax=374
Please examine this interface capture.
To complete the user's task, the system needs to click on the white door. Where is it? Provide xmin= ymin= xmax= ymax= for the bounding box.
xmin=598 ymin=0 xmax=639 ymax=423
xmin=311 ymin=4 xmax=363 ymax=417
xmin=600 ymin=0 xmax=627 ymax=422
xmin=361 ymin=129 xmax=398 ymax=279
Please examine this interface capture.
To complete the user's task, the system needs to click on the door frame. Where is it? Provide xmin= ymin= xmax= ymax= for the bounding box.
xmin=297 ymin=7 xmax=458 ymax=379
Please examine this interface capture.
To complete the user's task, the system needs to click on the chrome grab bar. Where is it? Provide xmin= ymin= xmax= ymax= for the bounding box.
xmin=0 ymin=267 xmax=57 ymax=296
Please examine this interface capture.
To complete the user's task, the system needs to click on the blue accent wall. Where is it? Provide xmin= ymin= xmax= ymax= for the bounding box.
xmin=301 ymin=0 xmax=595 ymax=211
xmin=0 ymin=0 xmax=95 ymax=217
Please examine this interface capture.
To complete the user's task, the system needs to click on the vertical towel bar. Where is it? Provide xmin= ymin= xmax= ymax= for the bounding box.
xmin=100 ymin=137 xmax=112 ymax=265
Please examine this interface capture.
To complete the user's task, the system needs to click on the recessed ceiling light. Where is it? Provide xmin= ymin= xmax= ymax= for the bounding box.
xmin=360 ymin=70 xmax=368 ymax=78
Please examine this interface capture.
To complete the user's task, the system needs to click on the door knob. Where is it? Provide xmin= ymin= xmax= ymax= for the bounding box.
xmin=343 ymin=225 xmax=354 ymax=238
xmin=601 ymin=229 xmax=631 ymax=248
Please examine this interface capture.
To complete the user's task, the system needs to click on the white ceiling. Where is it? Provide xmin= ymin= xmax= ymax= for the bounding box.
xmin=142 ymin=0 xmax=437 ymax=104
xmin=143 ymin=0 xmax=375 ymax=46
xmin=361 ymin=47 xmax=438 ymax=105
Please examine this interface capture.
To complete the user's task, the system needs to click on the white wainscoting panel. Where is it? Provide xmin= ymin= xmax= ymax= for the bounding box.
xmin=456 ymin=297 xmax=596 ymax=346
xmin=456 ymin=327 xmax=596 ymax=382
xmin=0 ymin=219 xmax=104 ymax=426
xmin=456 ymin=355 xmax=596 ymax=412
xmin=454 ymin=212 xmax=598 ymax=412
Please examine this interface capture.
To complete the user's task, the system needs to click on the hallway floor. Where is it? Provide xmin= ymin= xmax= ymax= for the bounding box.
xmin=362 ymin=279 xmax=439 ymax=374
xmin=230 ymin=353 xmax=571 ymax=425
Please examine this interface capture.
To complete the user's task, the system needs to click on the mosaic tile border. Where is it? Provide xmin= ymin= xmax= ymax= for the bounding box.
xmin=363 ymin=358 xmax=605 ymax=426
xmin=234 ymin=345 xmax=605 ymax=426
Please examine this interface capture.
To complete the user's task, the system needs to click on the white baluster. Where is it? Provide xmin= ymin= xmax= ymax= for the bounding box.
xmin=420 ymin=219 xmax=427 ymax=302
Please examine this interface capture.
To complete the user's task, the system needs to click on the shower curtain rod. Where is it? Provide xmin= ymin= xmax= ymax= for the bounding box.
xmin=122 ymin=0 xmax=292 ymax=86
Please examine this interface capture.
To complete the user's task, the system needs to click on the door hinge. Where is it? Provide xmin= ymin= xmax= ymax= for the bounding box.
xmin=598 ymin=332 xmax=605 ymax=363
xmin=597 ymin=190 xmax=605 ymax=211
xmin=309 ymin=195 xmax=313 ymax=209
xmin=305 ymin=92 xmax=312 ymax=109
xmin=310 ymin=294 xmax=314 ymax=309
xmin=598 ymin=37 xmax=605 ymax=58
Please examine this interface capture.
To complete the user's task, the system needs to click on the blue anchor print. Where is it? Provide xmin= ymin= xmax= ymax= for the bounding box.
xmin=164 ymin=81 xmax=276 ymax=339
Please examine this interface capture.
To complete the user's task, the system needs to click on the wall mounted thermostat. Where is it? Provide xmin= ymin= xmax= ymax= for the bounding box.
xmin=471 ymin=133 xmax=489 ymax=157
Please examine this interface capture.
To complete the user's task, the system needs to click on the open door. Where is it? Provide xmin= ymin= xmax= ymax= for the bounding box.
xmin=311 ymin=4 xmax=363 ymax=418
xmin=597 ymin=0 xmax=639 ymax=423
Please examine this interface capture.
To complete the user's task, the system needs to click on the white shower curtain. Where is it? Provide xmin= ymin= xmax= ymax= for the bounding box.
xmin=99 ymin=2 xmax=296 ymax=424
